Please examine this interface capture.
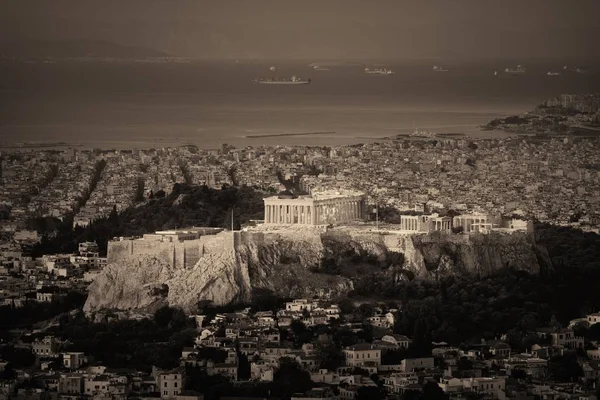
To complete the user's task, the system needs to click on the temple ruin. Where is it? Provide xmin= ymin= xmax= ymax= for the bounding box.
xmin=263 ymin=190 xmax=366 ymax=226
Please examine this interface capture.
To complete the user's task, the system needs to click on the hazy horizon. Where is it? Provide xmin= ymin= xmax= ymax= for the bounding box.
xmin=1 ymin=0 xmax=600 ymax=61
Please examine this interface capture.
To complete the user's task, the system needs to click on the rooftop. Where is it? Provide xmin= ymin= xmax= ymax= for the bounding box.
xmin=264 ymin=189 xmax=365 ymax=202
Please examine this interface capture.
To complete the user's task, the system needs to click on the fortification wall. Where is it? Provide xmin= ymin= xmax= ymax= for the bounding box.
xmin=107 ymin=241 xmax=133 ymax=264
xmin=132 ymin=239 xmax=176 ymax=267
xmin=201 ymin=232 xmax=234 ymax=254
xmin=183 ymin=240 xmax=201 ymax=268
xmin=107 ymin=231 xmax=235 ymax=269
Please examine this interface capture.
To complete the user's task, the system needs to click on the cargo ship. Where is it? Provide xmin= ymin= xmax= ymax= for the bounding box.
xmin=505 ymin=65 xmax=527 ymax=74
xmin=364 ymin=67 xmax=394 ymax=75
xmin=564 ymin=66 xmax=589 ymax=74
xmin=253 ymin=75 xmax=310 ymax=84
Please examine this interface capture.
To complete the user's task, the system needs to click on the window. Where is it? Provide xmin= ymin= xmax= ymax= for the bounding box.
xmin=164 ymin=382 xmax=168 ymax=388
xmin=174 ymin=382 xmax=178 ymax=388
xmin=164 ymin=391 xmax=168 ymax=395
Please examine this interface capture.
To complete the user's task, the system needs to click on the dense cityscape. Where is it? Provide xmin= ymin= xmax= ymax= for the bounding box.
xmin=2 ymin=108 xmax=600 ymax=399
xmin=2 ymin=0 xmax=600 ymax=398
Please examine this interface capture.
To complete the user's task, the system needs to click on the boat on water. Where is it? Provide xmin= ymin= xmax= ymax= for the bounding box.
xmin=365 ymin=67 xmax=394 ymax=75
xmin=494 ymin=71 xmax=498 ymax=76
xmin=547 ymin=71 xmax=561 ymax=76
xmin=564 ymin=66 xmax=589 ymax=74
xmin=269 ymin=66 xmax=278 ymax=72
xmin=505 ymin=65 xmax=527 ymax=74
xmin=433 ymin=65 xmax=448 ymax=72
xmin=253 ymin=75 xmax=311 ymax=85
xmin=313 ymin=65 xmax=330 ymax=71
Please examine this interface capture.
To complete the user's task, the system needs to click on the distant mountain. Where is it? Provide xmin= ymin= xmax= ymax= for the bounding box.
xmin=0 ymin=40 xmax=170 ymax=58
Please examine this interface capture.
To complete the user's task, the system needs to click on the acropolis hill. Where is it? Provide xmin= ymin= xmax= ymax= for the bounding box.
xmin=86 ymin=191 xmax=548 ymax=315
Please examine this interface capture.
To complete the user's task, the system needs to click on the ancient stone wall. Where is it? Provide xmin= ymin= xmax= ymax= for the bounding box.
xmin=107 ymin=231 xmax=235 ymax=269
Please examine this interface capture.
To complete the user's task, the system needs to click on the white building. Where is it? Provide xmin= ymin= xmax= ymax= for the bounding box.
xmin=285 ymin=299 xmax=318 ymax=313
xmin=155 ymin=368 xmax=184 ymax=399
xmin=343 ymin=344 xmax=382 ymax=367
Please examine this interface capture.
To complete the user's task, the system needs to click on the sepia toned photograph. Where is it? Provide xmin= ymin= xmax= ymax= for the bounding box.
xmin=1 ymin=1 xmax=600 ymax=399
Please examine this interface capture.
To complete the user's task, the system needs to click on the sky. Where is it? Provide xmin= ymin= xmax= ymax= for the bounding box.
xmin=1 ymin=0 xmax=600 ymax=60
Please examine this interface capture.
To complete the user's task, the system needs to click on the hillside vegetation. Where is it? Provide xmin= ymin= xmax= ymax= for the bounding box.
xmin=30 ymin=184 xmax=265 ymax=256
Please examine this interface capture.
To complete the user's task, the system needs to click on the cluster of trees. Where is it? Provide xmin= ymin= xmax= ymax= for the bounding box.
xmin=535 ymin=223 xmax=600 ymax=270
xmin=133 ymin=177 xmax=145 ymax=203
xmin=184 ymin=358 xmax=313 ymax=400
xmin=45 ymin=306 xmax=196 ymax=371
xmin=30 ymin=183 xmax=265 ymax=256
xmin=0 ymin=290 xmax=87 ymax=335
xmin=379 ymin=265 xmax=600 ymax=349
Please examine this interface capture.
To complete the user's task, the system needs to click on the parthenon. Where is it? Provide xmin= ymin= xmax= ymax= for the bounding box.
xmin=263 ymin=190 xmax=365 ymax=226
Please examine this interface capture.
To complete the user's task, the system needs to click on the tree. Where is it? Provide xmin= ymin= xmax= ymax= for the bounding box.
xmin=133 ymin=177 xmax=146 ymax=202
xmin=422 ymin=381 xmax=447 ymax=400
xmin=356 ymin=386 xmax=385 ymax=400
xmin=548 ymin=353 xmax=583 ymax=382
xmin=382 ymin=348 xmax=408 ymax=365
xmin=587 ymin=323 xmax=600 ymax=340
xmin=271 ymin=358 xmax=313 ymax=400
xmin=154 ymin=306 xmax=174 ymax=328
xmin=0 ymin=346 xmax=35 ymax=368
xmin=338 ymin=298 xmax=355 ymax=315
xmin=290 ymin=320 xmax=312 ymax=348
xmin=317 ymin=343 xmax=345 ymax=371
xmin=109 ymin=205 xmax=119 ymax=224
xmin=237 ymin=352 xmax=251 ymax=381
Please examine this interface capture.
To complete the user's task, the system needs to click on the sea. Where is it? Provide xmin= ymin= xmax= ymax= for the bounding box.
xmin=1 ymin=60 xmax=599 ymax=149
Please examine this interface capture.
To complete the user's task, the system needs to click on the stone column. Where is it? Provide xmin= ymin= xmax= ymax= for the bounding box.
xmin=345 ymin=202 xmax=349 ymax=221
xmin=266 ymin=205 xmax=270 ymax=223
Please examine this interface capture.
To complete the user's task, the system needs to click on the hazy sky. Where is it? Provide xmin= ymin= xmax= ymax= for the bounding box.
xmin=1 ymin=0 xmax=600 ymax=60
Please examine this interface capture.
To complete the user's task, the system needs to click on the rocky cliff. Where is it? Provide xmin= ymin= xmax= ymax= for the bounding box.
xmin=84 ymin=228 xmax=549 ymax=315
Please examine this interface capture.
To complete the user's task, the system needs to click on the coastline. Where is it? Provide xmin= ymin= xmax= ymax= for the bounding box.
xmin=244 ymin=131 xmax=335 ymax=138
